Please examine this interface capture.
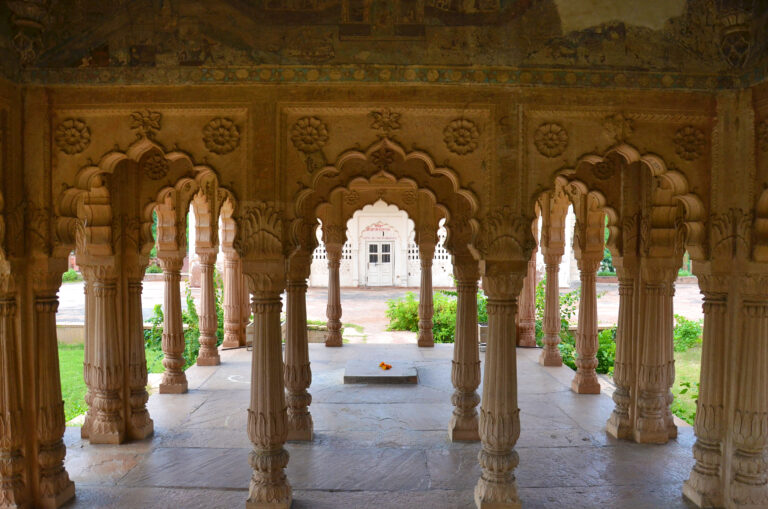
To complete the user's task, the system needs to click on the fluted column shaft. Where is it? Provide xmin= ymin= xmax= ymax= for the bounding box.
xmin=285 ymin=281 xmax=313 ymax=441
xmin=418 ymin=243 xmax=436 ymax=347
xmin=729 ymin=299 xmax=768 ymax=506
xmin=33 ymin=290 xmax=76 ymax=506
xmin=683 ymin=288 xmax=727 ymax=507
xmin=159 ymin=256 xmax=188 ymax=394
xmin=126 ymin=278 xmax=153 ymax=440
xmin=571 ymin=258 xmax=601 ymax=394
xmin=247 ymin=292 xmax=292 ymax=509
xmin=634 ymin=273 xmax=677 ymax=444
xmin=0 ymin=295 xmax=27 ymax=507
xmin=223 ymin=253 xmax=243 ymax=348
xmin=81 ymin=267 xmax=125 ymax=443
xmin=474 ymin=272 xmax=524 ymax=509
xmin=606 ymin=274 xmax=636 ymax=440
xmin=539 ymin=255 xmax=563 ymax=366
xmin=197 ymin=253 xmax=220 ymax=366
xmin=325 ymin=244 xmax=343 ymax=347
xmin=517 ymin=250 xmax=537 ymax=348
xmin=449 ymin=269 xmax=481 ymax=441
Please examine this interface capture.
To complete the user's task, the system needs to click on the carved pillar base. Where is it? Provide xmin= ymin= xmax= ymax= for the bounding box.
xmin=538 ymin=258 xmax=563 ymax=367
xmin=285 ymin=280 xmax=313 ymax=442
xmin=605 ymin=273 xmax=635 ymax=441
xmin=571 ymin=258 xmax=601 ymax=395
xmin=126 ymin=279 xmax=154 ymax=441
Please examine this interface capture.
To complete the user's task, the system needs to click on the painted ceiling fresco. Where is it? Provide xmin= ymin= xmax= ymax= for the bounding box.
xmin=0 ymin=0 xmax=766 ymax=88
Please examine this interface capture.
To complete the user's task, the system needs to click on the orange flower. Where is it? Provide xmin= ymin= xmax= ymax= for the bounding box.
xmin=379 ymin=362 xmax=392 ymax=370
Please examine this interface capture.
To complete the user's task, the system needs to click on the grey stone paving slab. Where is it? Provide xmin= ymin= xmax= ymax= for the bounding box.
xmin=343 ymin=359 xmax=418 ymax=384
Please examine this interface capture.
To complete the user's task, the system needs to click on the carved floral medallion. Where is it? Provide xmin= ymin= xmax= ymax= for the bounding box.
xmin=371 ymin=147 xmax=395 ymax=171
xmin=203 ymin=117 xmax=241 ymax=155
xmin=290 ymin=116 xmax=329 ymax=154
xmin=130 ymin=109 xmax=162 ymax=138
xmin=369 ymin=108 xmax=401 ymax=136
xmin=54 ymin=118 xmax=90 ymax=155
xmin=674 ymin=125 xmax=706 ymax=161
xmin=443 ymin=118 xmax=480 ymax=155
xmin=344 ymin=190 xmax=360 ymax=206
xmin=534 ymin=122 xmax=568 ymax=158
xmin=758 ymin=120 xmax=768 ymax=153
xmin=143 ymin=153 xmax=170 ymax=180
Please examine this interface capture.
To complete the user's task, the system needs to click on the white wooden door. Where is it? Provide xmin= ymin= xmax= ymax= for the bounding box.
xmin=366 ymin=242 xmax=393 ymax=286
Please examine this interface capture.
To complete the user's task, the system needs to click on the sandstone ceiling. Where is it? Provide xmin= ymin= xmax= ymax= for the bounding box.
xmin=0 ymin=0 xmax=766 ymax=89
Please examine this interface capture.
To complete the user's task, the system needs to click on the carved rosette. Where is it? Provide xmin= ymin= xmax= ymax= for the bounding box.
xmin=443 ymin=118 xmax=480 ymax=155
xmin=674 ymin=125 xmax=706 ymax=161
xmin=368 ymin=108 xmax=402 ymax=136
xmin=142 ymin=153 xmax=170 ymax=180
xmin=55 ymin=118 xmax=91 ymax=155
xmin=290 ymin=116 xmax=328 ymax=154
xmin=203 ymin=117 xmax=241 ymax=155
xmin=130 ymin=109 xmax=162 ymax=138
xmin=534 ymin=122 xmax=568 ymax=158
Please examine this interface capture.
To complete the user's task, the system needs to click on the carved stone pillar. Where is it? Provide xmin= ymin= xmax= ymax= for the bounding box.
xmin=0 ymin=292 xmax=27 ymax=507
xmin=125 ymin=275 xmax=154 ymax=441
xmin=571 ymin=257 xmax=601 ymax=394
xmin=683 ymin=277 xmax=727 ymax=507
xmin=285 ymin=279 xmax=313 ymax=441
xmin=325 ymin=243 xmax=343 ymax=347
xmin=606 ymin=269 xmax=637 ymax=440
xmin=449 ymin=262 xmax=481 ymax=442
xmin=81 ymin=265 xmax=125 ymax=443
xmin=418 ymin=242 xmax=436 ymax=348
xmin=475 ymin=270 xmax=524 ymax=509
xmin=633 ymin=265 xmax=677 ymax=444
xmin=31 ymin=279 xmax=76 ymax=506
xmin=222 ymin=252 xmax=243 ymax=348
xmin=158 ymin=256 xmax=188 ymax=394
xmin=539 ymin=253 xmax=563 ymax=366
xmin=728 ymin=296 xmax=768 ymax=507
xmin=242 ymin=273 xmax=252 ymax=346
xmin=197 ymin=252 xmax=220 ymax=366
xmin=246 ymin=285 xmax=292 ymax=509
xmin=517 ymin=245 xmax=537 ymax=348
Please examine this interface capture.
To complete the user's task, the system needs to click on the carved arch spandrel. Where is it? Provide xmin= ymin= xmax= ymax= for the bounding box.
xmin=534 ymin=142 xmax=708 ymax=264
xmin=293 ymin=137 xmax=479 ymax=260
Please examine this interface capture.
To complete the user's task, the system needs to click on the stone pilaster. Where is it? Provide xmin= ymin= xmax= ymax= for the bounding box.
xmin=449 ymin=262 xmax=481 ymax=442
xmin=729 ymin=296 xmax=768 ymax=507
xmin=516 ymin=246 xmax=537 ymax=348
xmin=418 ymin=242 xmax=436 ymax=347
xmin=31 ymin=285 xmax=76 ymax=507
xmin=246 ymin=287 xmax=292 ymax=509
xmin=571 ymin=257 xmax=601 ymax=394
xmin=284 ymin=280 xmax=313 ymax=441
xmin=325 ymin=243 xmax=343 ymax=347
xmin=0 ymin=292 xmax=27 ymax=507
xmin=475 ymin=270 xmax=524 ymax=509
xmin=633 ymin=265 xmax=677 ymax=444
xmin=683 ymin=276 xmax=727 ymax=507
xmin=241 ymin=273 xmax=252 ymax=346
xmin=197 ymin=252 xmax=220 ymax=366
xmin=538 ymin=254 xmax=563 ymax=366
xmin=158 ymin=255 xmax=188 ymax=394
xmin=81 ymin=264 xmax=125 ymax=444
xmin=606 ymin=271 xmax=636 ymax=440
xmin=222 ymin=252 xmax=243 ymax=349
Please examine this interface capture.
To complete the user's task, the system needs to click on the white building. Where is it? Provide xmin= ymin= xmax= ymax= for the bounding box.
xmin=308 ymin=201 xmax=454 ymax=288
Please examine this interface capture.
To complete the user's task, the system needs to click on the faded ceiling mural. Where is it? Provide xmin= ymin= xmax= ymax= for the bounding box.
xmin=0 ymin=0 xmax=766 ymax=88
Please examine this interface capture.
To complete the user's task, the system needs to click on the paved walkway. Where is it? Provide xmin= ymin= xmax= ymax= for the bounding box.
xmin=62 ymin=344 xmax=695 ymax=508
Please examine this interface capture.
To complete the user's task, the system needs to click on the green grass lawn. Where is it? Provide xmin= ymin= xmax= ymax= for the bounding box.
xmin=58 ymin=344 xmax=87 ymax=423
xmin=671 ymin=346 xmax=702 ymax=425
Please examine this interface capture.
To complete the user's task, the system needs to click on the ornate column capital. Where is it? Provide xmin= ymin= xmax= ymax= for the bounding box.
xmin=158 ymin=255 xmax=184 ymax=273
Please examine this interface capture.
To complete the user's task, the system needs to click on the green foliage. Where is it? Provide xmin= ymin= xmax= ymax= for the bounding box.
xmin=432 ymin=292 xmax=457 ymax=343
xmin=600 ymin=216 xmax=615 ymax=274
xmin=597 ymin=270 xmax=617 ymax=276
xmin=182 ymin=285 xmax=201 ymax=369
xmin=150 ymin=210 xmax=158 ymax=259
xmin=214 ymin=269 xmax=225 ymax=345
xmin=145 ymin=263 xmax=163 ymax=274
xmin=596 ymin=327 xmax=617 ymax=375
xmin=671 ymin=346 xmax=702 ymax=425
xmin=477 ymin=290 xmax=488 ymax=325
xmin=673 ymin=314 xmax=703 ymax=352
xmin=61 ymin=269 xmax=83 ymax=283
xmin=144 ymin=304 xmax=165 ymax=373
xmin=385 ymin=291 xmax=420 ymax=332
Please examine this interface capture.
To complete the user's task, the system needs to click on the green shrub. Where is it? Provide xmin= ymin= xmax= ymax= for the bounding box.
xmin=673 ymin=314 xmax=703 ymax=352
xmin=433 ymin=292 xmax=457 ymax=343
xmin=144 ymin=304 xmax=165 ymax=373
xmin=477 ymin=291 xmax=488 ymax=324
xmin=385 ymin=292 xmax=420 ymax=332
xmin=61 ymin=269 xmax=83 ymax=283
xmin=145 ymin=263 xmax=163 ymax=274
xmin=596 ymin=327 xmax=617 ymax=375
xmin=181 ymin=285 xmax=201 ymax=369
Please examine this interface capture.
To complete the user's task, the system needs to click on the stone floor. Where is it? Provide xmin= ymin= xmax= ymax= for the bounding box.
xmin=62 ymin=345 xmax=696 ymax=509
